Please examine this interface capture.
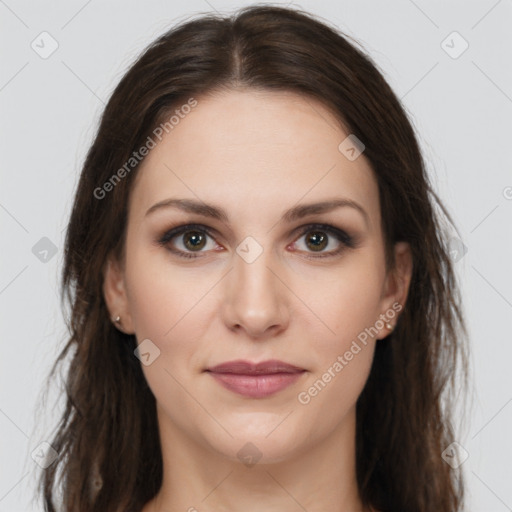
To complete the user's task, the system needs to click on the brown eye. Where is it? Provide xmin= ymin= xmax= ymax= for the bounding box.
xmin=157 ymin=224 xmax=217 ymax=259
xmin=182 ymin=231 xmax=207 ymax=251
xmin=304 ymin=231 xmax=328 ymax=252
xmin=157 ymin=222 xmax=357 ymax=261
xmin=292 ymin=223 xmax=356 ymax=258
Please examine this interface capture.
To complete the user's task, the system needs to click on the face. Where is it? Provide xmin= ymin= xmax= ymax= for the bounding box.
xmin=103 ymin=89 xmax=411 ymax=464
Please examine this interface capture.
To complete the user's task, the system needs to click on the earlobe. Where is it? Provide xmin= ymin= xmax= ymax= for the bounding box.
xmin=102 ymin=254 xmax=135 ymax=334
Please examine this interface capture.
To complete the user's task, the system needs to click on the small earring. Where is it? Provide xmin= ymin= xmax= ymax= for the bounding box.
xmin=386 ymin=322 xmax=393 ymax=331
xmin=113 ymin=315 xmax=121 ymax=324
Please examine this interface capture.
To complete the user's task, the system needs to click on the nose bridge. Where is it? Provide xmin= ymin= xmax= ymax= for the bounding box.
xmin=235 ymin=246 xmax=277 ymax=298
xmin=223 ymin=238 xmax=288 ymax=336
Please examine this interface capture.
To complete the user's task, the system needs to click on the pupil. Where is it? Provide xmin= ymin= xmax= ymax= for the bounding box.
xmin=184 ymin=231 xmax=205 ymax=250
xmin=307 ymin=232 xmax=327 ymax=251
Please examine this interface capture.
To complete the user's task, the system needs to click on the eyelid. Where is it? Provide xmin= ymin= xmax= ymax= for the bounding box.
xmin=292 ymin=223 xmax=355 ymax=246
xmin=156 ymin=222 xmax=358 ymax=259
xmin=157 ymin=223 xmax=218 ymax=245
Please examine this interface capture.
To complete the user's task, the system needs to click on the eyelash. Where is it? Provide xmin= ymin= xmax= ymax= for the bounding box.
xmin=156 ymin=223 xmax=358 ymax=260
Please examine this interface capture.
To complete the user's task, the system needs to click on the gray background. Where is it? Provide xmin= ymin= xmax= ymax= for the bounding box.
xmin=1 ymin=0 xmax=511 ymax=510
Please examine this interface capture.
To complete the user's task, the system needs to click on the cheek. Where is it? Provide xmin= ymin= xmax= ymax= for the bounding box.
xmin=295 ymin=339 xmax=375 ymax=440
xmin=292 ymin=255 xmax=384 ymax=409
xmin=125 ymin=245 xmax=211 ymax=340
xmin=293 ymin=252 xmax=386 ymax=341
xmin=122 ymin=259 xmax=194 ymax=402
xmin=123 ymin=250 xmax=211 ymax=421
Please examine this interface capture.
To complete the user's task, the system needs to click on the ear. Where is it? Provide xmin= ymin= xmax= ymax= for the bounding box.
xmin=102 ymin=252 xmax=135 ymax=334
xmin=377 ymin=241 xmax=413 ymax=339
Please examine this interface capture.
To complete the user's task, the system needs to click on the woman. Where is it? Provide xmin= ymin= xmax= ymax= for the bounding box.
xmin=38 ymin=5 xmax=468 ymax=512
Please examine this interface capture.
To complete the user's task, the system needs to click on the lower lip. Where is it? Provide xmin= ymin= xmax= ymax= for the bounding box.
xmin=208 ymin=371 xmax=304 ymax=398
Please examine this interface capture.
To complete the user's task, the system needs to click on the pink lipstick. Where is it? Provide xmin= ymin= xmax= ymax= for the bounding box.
xmin=206 ymin=359 xmax=305 ymax=398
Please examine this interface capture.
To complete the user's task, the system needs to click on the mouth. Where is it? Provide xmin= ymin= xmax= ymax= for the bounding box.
xmin=205 ymin=359 xmax=306 ymax=398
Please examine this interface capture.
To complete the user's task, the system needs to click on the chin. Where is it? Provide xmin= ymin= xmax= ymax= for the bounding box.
xmin=200 ymin=417 xmax=309 ymax=466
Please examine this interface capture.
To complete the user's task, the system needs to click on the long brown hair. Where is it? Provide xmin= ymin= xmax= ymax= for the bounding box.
xmin=37 ymin=5 xmax=469 ymax=511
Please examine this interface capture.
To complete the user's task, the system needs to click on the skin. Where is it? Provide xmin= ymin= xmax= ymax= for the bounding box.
xmin=103 ymin=89 xmax=412 ymax=512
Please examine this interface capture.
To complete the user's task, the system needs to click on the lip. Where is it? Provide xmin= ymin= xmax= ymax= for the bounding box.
xmin=206 ymin=359 xmax=306 ymax=398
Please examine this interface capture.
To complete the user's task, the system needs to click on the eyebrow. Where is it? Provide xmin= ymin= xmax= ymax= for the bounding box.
xmin=145 ymin=197 xmax=369 ymax=227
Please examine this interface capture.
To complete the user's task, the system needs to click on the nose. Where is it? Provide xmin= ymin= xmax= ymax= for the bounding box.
xmin=221 ymin=247 xmax=290 ymax=339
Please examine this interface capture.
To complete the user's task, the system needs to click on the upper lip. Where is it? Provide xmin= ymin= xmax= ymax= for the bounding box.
xmin=206 ymin=359 xmax=305 ymax=375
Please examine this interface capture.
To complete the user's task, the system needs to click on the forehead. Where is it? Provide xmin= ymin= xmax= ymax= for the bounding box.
xmin=129 ymin=89 xmax=380 ymax=228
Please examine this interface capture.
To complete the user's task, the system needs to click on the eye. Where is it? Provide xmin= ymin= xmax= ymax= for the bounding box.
xmin=156 ymin=223 xmax=218 ymax=259
xmin=290 ymin=223 xmax=356 ymax=259
xmin=156 ymin=222 xmax=358 ymax=260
